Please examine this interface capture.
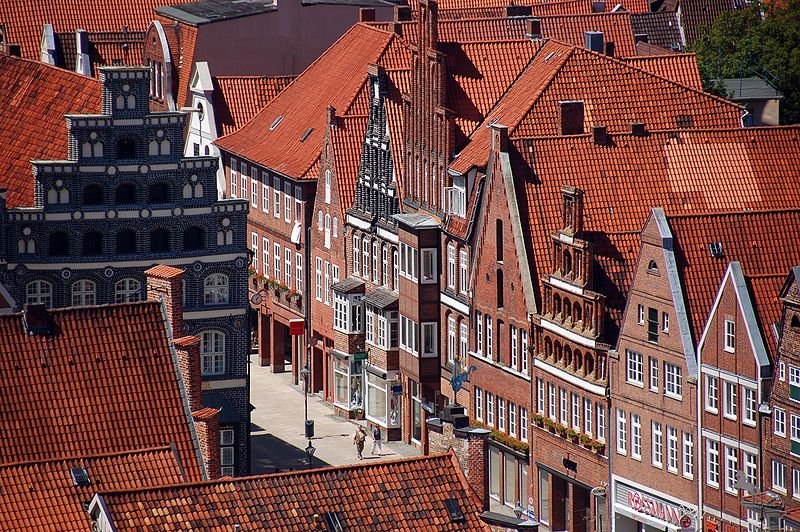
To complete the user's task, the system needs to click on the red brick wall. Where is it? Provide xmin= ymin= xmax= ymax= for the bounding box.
xmin=193 ymin=408 xmax=221 ymax=480
xmin=145 ymin=266 xmax=184 ymax=338
xmin=174 ymin=335 xmax=202 ymax=412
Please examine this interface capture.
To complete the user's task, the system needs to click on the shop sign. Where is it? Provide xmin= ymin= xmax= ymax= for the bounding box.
xmin=289 ymin=318 xmax=305 ymax=336
xmin=617 ymin=482 xmax=688 ymax=527
xmin=353 ymin=351 xmax=368 ymax=362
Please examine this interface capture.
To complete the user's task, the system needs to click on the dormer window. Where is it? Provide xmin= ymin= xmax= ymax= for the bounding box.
xmin=446 ymin=175 xmax=466 ymax=217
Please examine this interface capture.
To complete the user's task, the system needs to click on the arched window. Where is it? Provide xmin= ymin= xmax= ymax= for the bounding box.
xmin=83 ymin=184 xmax=104 ymax=205
xmin=317 ymin=210 xmax=323 ymax=231
xmin=116 ymin=230 xmax=137 ymax=254
xmin=82 ymin=232 xmax=103 ymax=255
xmin=117 ymin=138 xmax=137 ymax=159
xmin=333 ymin=217 xmax=338 ymax=238
xmin=127 ymin=94 xmax=136 ymax=109
xmin=324 ymin=214 xmax=331 ymax=249
xmin=26 ymin=280 xmax=53 ymax=307
xmin=564 ymin=298 xmax=572 ymax=320
xmin=71 ymin=279 xmax=96 ymax=306
xmin=496 ymin=220 xmax=503 ymax=262
xmin=564 ymin=250 xmax=572 ymax=275
xmin=115 ymin=278 xmax=141 ymax=303
xmin=496 ymin=269 xmax=504 ymax=308
xmin=115 ymin=183 xmax=136 ymax=205
xmin=200 ymin=331 xmax=225 ymax=375
xmin=49 ymin=232 xmax=70 ymax=256
xmin=544 ymin=337 xmax=553 ymax=359
xmin=149 ymin=182 xmax=170 ymax=203
xmin=574 ymin=303 xmax=582 ymax=323
xmin=183 ymin=227 xmax=205 ymax=250
xmin=792 ymin=315 xmax=800 ymax=330
xmin=554 ymin=341 xmax=562 ymax=363
xmin=204 ymin=273 xmax=229 ymax=305
xmin=564 ymin=346 xmax=573 ymax=368
xmin=324 ymin=169 xmax=331 ymax=204
xmin=553 ymin=294 xmax=562 ymax=316
xmin=150 ymin=228 xmax=170 ymax=252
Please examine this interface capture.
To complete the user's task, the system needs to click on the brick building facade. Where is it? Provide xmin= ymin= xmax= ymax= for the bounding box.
xmin=0 ymin=66 xmax=250 ymax=476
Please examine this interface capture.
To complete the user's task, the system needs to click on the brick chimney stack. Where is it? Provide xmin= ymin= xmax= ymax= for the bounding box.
xmin=174 ymin=335 xmax=202 ymax=412
xmin=192 ymin=407 xmax=221 ymax=479
xmin=145 ymin=265 xmax=184 ymax=338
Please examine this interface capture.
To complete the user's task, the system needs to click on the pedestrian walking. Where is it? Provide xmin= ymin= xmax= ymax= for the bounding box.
xmin=353 ymin=425 xmax=367 ymax=460
xmin=371 ymin=426 xmax=382 ymax=456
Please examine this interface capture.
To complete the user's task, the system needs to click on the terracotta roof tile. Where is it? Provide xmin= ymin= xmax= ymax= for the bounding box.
xmin=514 ymin=127 xmax=800 ymax=334
xmin=450 ymin=40 xmax=740 ymax=174
xmin=97 ymin=453 xmax=488 ymax=530
xmin=0 ymin=54 xmax=100 ymax=208
xmin=621 ymin=53 xmax=703 ymax=90
xmin=0 ymin=302 xmax=204 ymax=481
xmin=438 ymin=0 xmax=651 ymax=19
xmin=667 ymin=210 xmax=800 ymax=343
xmin=746 ymin=274 xmax=785 ymax=355
xmin=215 ymin=24 xmax=401 ymax=179
xmin=677 ymin=0 xmax=738 ymax=46
xmin=631 ymin=11 xmax=685 ymax=51
xmin=0 ymin=446 xmax=184 ymax=531
xmin=332 ymin=115 xmax=369 ymax=213
xmin=144 ymin=264 xmax=186 ymax=280
xmin=213 ymin=75 xmax=296 ymax=136
xmin=0 ymin=0 xmax=198 ymax=61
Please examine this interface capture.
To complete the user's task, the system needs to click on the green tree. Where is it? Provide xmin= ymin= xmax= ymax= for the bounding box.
xmin=691 ymin=0 xmax=800 ymax=124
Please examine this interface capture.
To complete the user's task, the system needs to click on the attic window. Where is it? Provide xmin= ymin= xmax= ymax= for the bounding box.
xmin=270 ymin=115 xmax=284 ymax=131
xmin=444 ymin=498 xmax=465 ymax=523
xmin=300 ymin=127 xmax=313 ymax=142
xmin=709 ymin=242 xmax=724 ymax=258
xmin=647 ymin=260 xmax=659 ymax=274
xmin=70 ymin=467 xmax=91 ymax=487
xmin=545 ymin=51 xmax=556 ymax=62
xmin=322 ymin=512 xmax=344 ymax=532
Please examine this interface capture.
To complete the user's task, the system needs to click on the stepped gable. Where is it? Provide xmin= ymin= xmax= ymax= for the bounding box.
xmin=512 ymin=127 xmax=800 ymax=333
xmin=0 ymin=301 xmax=205 ymax=482
xmin=0 ymin=446 xmax=184 ymax=531
xmin=0 ymin=54 xmax=100 ymax=208
xmin=213 ymin=75 xmax=296 ymax=136
xmin=215 ymin=23 xmax=408 ymax=179
xmin=92 ymin=453 xmax=487 ymax=530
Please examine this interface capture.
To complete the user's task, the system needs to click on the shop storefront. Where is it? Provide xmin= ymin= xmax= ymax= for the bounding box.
xmin=364 ymin=367 xmax=402 ymax=439
xmin=332 ymin=351 xmax=363 ymax=414
xmin=489 ymin=442 xmax=529 ymax=510
xmin=613 ymin=478 xmax=697 ymax=532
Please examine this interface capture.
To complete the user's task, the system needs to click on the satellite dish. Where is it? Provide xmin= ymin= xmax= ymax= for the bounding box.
xmin=250 ymin=292 xmax=263 ymax=305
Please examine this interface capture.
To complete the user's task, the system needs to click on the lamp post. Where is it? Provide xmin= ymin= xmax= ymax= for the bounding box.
xmin=305 ymin=440 xmax=316 ymax=469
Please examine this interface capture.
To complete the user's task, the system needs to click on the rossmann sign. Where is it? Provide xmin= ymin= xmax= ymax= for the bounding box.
xmin=617 ymin=482 xmax=691 ymax=528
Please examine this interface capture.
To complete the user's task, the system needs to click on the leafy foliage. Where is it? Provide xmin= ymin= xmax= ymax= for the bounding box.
xmin=691 ymin=0 xmax=800 ymax=124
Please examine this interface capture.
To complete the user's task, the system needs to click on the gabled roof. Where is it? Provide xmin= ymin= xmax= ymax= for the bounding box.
xmin=621 ymin=53 xmax=702 ymax=90
xmin=450 ymin=39 xmax=741 ymax=174
xmin=0 ymin=0 xmax=198 ymax=61
xmin=0 ymin=54 xmax=100 ymax=208
xmin=510 ymin=127 xmax=800 ymax=335
xmin=213 ymin=74 xmax=296 ymax=136
xmin=54 ymin=30 xmax=146 ymax=76
xmin=676 ymin=0 xmax=738 ymax=46
xmin=93 ymin=453 xmax=489 ymax=530
xmin=631 ymin=11 xmax=685 ymax=51
xmin=438 ymin=0 xmax=652 ymax=19
xmin=745 ymin=273 xmax=784 ymax=356
xmin=0 ymin=446 xmax=185 ymax=531
xmin=0 ymin=301 xmax=204 ymax=481
xmin=667 ymin=209 xmax=800 ymax=343
xmin=215 ymin=23 xmax=409 ymax=179
xmin=332 ymin=114 xmax=369 ymax=213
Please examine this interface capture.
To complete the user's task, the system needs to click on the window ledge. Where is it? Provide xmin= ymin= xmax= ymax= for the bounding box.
xmin=724 ymin=347 xmax=736 ymax=354
xmin=706 ymin=408 xmax=719 ymax=415
xmin=743 ymin=420 xmax=757 ymax=428
xmin=723 ymin=414 xmax=738 ymax=421
xmin=627 ymin=380 xmax=645 ymax=388
xmin=665 ymin=393 xmax=683 ymax=401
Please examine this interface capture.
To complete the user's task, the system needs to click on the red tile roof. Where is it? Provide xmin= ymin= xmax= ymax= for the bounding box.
xmin=56 ymin=30 xmax=146 ymax=76
xmin=621 ymin=53 xmax=703 ymax=90
xmin=144 ymin=264 xmax=186 ymax=280
xmin=215 ymin=24 xmax=407 ymax=179
xmin=746 ymin=274 xmax=785 ymax=355
xmin=213 ymin=75 xmax=296 ymax=136
xmin=434 ymin=0 xmax=650 ymax=11
xmin=512 ymin=127 xmax=800 ymax=334
xmin=438 ymin=0 xmax=652 ymax=19
xmin=332 ymin=115 xmax=369 ymax=213
xmin=96 ymin=453 xmax=488 ymax=530
xmin=630 ymin=11 xmax=685 ymax=51
xmin=0 ymin=0 xmax=198 ymax=61
xmin=450 ymin=40 xmax=741 ymax=174
xmin=676 ymin=0 xmax=738 ymax=46
xmin=667 ymin=210 xmax=800 ymax=343
xmin=0 ymin=446 xmax=184 ymax=531
xmin=0 ymin=54 xmax=100 ymax=208
xmin=0 ymin=301 xmax=204 ymax=481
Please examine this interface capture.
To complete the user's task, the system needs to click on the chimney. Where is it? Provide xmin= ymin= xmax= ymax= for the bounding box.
xmin=426 ymin=409 xmax=491 ymax=512
xmin=192 ymin=408 xmax=221 ymax=479
xmin=560 ymin=101 xmax=585 ymax=135
xmin=605 ymin=41 xmax=615 ymax=57
xmin=631 ymin=122 xmax=647 ymax=136
xmin=75 ymin=29 xmax=91 ymax=76
xmin=359 ymin=8 xmax=376 ymax=22
xmin=174 ymin=335 xmax=202 ymax=412
xmin=592 ymin=0 xmax=607 ymax=12
xmin=506 ymin=5 xmax=533 ymax=16
xmin=527 ymin=18 xmax=542 ymax=40
xmin=491 ymin=123 xmax=509 ymax=153
xmin=584 ymin=31 xmax=604 ymax=53
xmin=394 ymin=5 xmax=412 ymax=21
xmin=145 ymin=265 xmax=185 ymax=338
xmin=593 ymin=125 xmax=608 ymax=145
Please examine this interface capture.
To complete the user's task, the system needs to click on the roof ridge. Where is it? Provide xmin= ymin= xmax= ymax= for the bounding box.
xmin=0 ymin=299 xmax=160 ymax=319
xmin=0 ymin=445 xmax=175 ymax=469
xmin=746 ymin=273 xmax=790 ymax=280
xmin=0 ymin=53 xmax=100 ymax=84
xmin=97 ymin=453 xmax=456 ymax=496
xmin=666 ymin=207 xmax=800 ymax=221
xmin=623 ymin=53 xmax=698 ymax=60
xmin=573 ymin=46 xmax=744 ymax=110
xmin=512 ymin=125 xmax=800 ymax=142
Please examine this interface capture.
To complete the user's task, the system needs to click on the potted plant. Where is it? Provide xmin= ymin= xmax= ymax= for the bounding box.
xmin=532 ymin=413 xmax=544 ymax=426
xmin=565 ymin=428 xmax=579 ymax=441
xmin=544 ymin=418 xmax=556 ymax=433
xmin=579 ymin=433 xmax=593 ymax=448
xmin=555 ymin=423 xmax=567 ymax=437
xmin=285 ymin=289 xmax=301 ymax=302
xmin=591 ymin=441 xmax=605 ymax=454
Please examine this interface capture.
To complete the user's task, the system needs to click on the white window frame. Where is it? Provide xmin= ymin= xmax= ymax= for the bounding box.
xmin=707 ymin=439 xmax=720 ymax=487
xmin=537 ymin=379 xmax=545 ymax=414
xmin=725 ymin=445 xmax=738 ymax=494
xmin=476 ymin=311 xmax=484 ymax=356
xmin=486 ymin=315 xmax=493 ymax=360
xmin=26 ymin=280 xmax=53 ymax=307
xmin=667 ymin=426 xmax=679 ymax=474
xmin=683 ymin=432 xmax=694 ymax=479
xmin=584 ymin=398 xmax=593 ymax=436
xmin=559 ymin=388 xmax=568 ymax=425
xmin=315 ymin=257 xmax=323 ymax=301
xmin=283 ymin=182 xmax=291 ymax=223
xmin=571 ymin=393 xmax=581 ymax=430
xmin=626 ymin=350 xmax=644 ymax=386
xmin=447 ymin=243 xmax=456 ymax=289
xmin=421 ymin=248 xmax=437 ymax=284
xmin=616 ymin=409 xmax=627 ymax=455
xmin=459 ymin=322 xmax=468 ymax=363
xmin=637 ymin=304 xmax=645 ymax=325
xmin=262 ymin=237 xmax=270 ymax=278
xmin=295 ymin=252 xmax=303 ymax=292
xmin=664 ymin=362 xmax=682 ymax=399
xmin=487 ymin=392 xmax=495 ymax=426
xmin=251 ymin=232 xmax=259 ymax=271
xmin=775 ymin=408 xmax=787 ymax=437
xmin=548 ymin=384 xmax=557 ymax=420
xmin=745 ymin=451 xmax=758 ymax=487
xmin=724 ymin=380 xmax=738 ymax=420
xmin=509 ymin=402 xmax=517 ymax=437
xmin=200 ymin=330 xmax=225 ymax=376
xmin=652 ymin=421 xmax=663 ymax=468
xmin=662 ymin=312 xmax=669 ymax=332
xmin=498 ymin=398 xmax=506 ymax=432
xmin=372 ymin=241 xmax=379 ymax=283
xmin=705 ymin=375 xmax=719 ymax=413
xmin=520 ymin=407 xmax=528 ymax=442
xmin=773 ymin=460 xmax=787 ymax=493
xmin=273 ymin=176 xmax=281 ymax=218
xmin=649 ymin=357 xmax=659 ymax=392
xmin=743 ymin=386 xmax=757 ymax=427
xmin=251 ymin=176 xmax=258 ymax=208
xmin=203 ymin=273 xmax=229 ymax=305
xmin=353 ymin=237 xmax=361 ymax=276
xmin=510 ymin=325 xmax=518 ymax=370
xmin=475 ymin=387 xmax=484 ymax=421
xmin=459 ymin=248 xmax=468 ymax=294
xmin=284 ymin=248 xmax=292 ymax=288
xmin=521 ymin=330 xmax=529 ymax=375
xmin=362 ymin=237 xmax=370 ymax=279
xmin=261 ymin=174 xmax=269 ymax=213
xmin=724 ymin=319 xmax=736 ymax=352
xmin=71 ymin=279 xmax=96 ymax=307
xmin=447 ymin=316 xmax=456 ymax=364
xmin=597 ymin=404 xmax=606 ymax=442
xmin=273 ymin=243 xmax=281 ymax=282
xmin=114 ymin=278 xmax=141 ymax=303
xmin=230 ymin=158 xmax=238 ymax=198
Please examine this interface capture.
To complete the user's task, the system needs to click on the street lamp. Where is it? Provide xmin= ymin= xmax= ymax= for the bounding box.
xmin=305 ymin=440 xmax=316 ymax=469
